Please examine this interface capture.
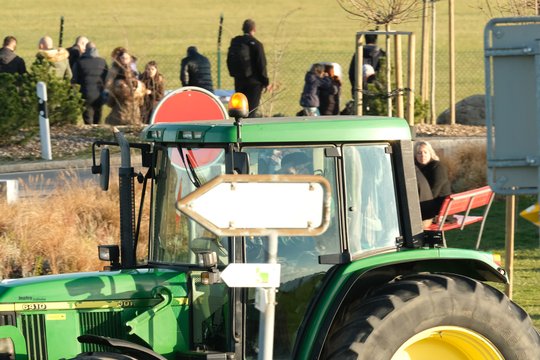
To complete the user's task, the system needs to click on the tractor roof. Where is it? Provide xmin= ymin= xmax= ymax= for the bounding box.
xmin=142 ymin=116 xmax=413 ymax=144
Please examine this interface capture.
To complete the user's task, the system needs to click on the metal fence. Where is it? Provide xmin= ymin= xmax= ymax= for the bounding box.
xmin=142 ymin=49 xmax=485 ymax=119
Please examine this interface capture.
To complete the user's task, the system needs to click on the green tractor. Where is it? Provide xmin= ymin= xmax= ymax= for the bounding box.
xmin=0 ymin=87 xmax=538 ymax=360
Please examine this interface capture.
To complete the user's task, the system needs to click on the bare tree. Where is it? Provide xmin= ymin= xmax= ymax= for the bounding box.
xmin=336 ymin=0 xmax=423 ymax=26
xmin=475 ymin=0 xmax=539 ymax=17
xmin=337 ymin=0 xmax=423 ymax=118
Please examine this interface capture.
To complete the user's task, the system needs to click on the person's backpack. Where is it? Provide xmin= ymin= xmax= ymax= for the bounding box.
xmin=227 ymin=36 xmax=252 ymax=78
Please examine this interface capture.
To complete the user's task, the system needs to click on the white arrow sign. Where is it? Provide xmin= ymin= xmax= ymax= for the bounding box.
xmin=220 ymin=263 xmax=281 ymax=288
xmin=177 ymin=174 xmax=331 ymax=237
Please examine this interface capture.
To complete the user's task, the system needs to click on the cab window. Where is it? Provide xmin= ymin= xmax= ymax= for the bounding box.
xmin=343 ymin=144 xmax=400 ymax=254
xmin=242 ymin=145 xmax=340 ymax=358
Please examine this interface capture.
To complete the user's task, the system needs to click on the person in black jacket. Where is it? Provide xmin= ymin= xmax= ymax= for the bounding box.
xmin=180 ymin=46 xmax=213 ymax=92
xmin=415 ymin=165 xmax=436 ymax=228
xmin=72 ymin=42 xmax=108 ymax=124
xmin=348 ymin=33 xmax=385 ymax=97
xmin=0 ymin=36 xmax=26 ymax=75
xmin=299 ymin=64 xmax=332 ymax=116
xmin=67 ymin=36 xmax=89 ymax=71
xmin=228 ymin=19 xmax=269 ymax=117
xmin=319 ymin=64 xmax=341 ymax=115
xmin=414 ymin=140 xmax=452 ymax=216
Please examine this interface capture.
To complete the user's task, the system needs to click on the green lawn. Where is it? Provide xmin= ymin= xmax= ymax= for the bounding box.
xmin=445 ymin=195 xmax=540 ymax=329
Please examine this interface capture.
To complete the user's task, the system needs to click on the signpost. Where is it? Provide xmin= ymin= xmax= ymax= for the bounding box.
xmin=177 ymin=174 xmax=331 ymax=360
xmin=484 ymin=17 xmax=540 ymax=296
xmin=177 ymin=174 xmax=331 ymax=237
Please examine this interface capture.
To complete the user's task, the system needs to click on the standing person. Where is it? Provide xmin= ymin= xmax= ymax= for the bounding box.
xmin=36 ymin=36 xmax=72 ymax=79
xmin=72 ymin=41 xmax=108 ymax=124
xmin=319 ymin=64 xmax=341 ymax=115
xmin=299 ymin=63 xmax=332 ymax=116
xmin=0 ymin=36 xmax=26 ymax=75
xmin=414 ymin=140 xmax=451 ymax=215
xmin=139 ymin=61 xmax=165 ymax=124
xmin=180 ymin=46 xmax=213 ymax=92
xmin=67 ymin=36 xmax=88 ymax=71
xmin=110 ymin=47 xmax=139 ymax=77
xmin=104 ymin=48 xmax=146 ymax=125
xmin=227 ymin=19 xmax=269 ymax=117
xmin=348 ymin=33 xmax=385 ymax=97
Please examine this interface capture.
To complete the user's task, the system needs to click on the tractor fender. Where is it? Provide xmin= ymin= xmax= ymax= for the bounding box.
xmin=293 ymin=248 xmax=507 ymax=359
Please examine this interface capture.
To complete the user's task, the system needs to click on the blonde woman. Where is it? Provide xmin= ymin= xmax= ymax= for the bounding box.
xmin=414 ymin=140 xmax=451 ymax=216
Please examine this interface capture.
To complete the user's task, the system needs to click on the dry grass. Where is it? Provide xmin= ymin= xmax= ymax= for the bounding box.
xmin=0 ymin=171 xmax=149 ymax=278
xmin=441 ymin=143 xmax=487 ymax=192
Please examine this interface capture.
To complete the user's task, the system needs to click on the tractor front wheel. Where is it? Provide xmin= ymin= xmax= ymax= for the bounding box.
xmin=323 ymin=273 xmax=539 ymax=359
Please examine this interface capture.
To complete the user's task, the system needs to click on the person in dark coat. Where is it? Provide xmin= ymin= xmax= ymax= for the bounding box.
xmin=348 ymin=33 xmax=385 ymax=97
xmin=72 ymin=42 xmax=108 ymax=124
xmin=414 ymin=140 xmax=452 ymax=216
xmin=299 ymin=63 xmax=332 ymax=116
xmin=416 ymin=166 xmax=436 ymax=228
xmin=228 ymin=19 xmax=269 ymax=117
xmin=0 ymin=36 xmax=26 ymax=75
xmin=67 ymin=36 xmax=89 ymax=71
xmin=139 ymin=61 xmax=165 ymax=124
xmin=319 ymin=64 xmax=341 ymax=115
xmin=180 ymin=46 xmax=213 ymax=92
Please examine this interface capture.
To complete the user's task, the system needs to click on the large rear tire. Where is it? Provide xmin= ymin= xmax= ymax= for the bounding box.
xmin=322 ymin=274 xmax=540 ymax=359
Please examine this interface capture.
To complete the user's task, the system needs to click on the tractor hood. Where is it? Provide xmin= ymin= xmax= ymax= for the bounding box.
xmin=0 ymin=268 xmax=189 ymax=305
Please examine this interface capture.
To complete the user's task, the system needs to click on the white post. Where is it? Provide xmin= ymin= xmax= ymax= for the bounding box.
xmin=36 ymin=82 xmax=52 ymax=160
xmin=0 ymin=180 xmax=19 ymax=204
xmin=257 ymin=232 xmax=278 ymax=360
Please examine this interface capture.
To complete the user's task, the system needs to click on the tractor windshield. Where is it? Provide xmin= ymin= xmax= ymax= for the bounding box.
xmin=150 ymin=146 xmax=227 ymax=266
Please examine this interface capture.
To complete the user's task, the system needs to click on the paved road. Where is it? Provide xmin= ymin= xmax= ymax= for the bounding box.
xmin=0 ymin=167 xmax=97 ymax=197
xmin=0 ymin=164 xmax=98 ymax=197
xmin=0 ymin=156 xmax=143 ymax=198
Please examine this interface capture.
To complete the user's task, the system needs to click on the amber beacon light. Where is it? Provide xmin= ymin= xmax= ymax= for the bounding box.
xmin=228 ymin=92 xmax=249 ymax=120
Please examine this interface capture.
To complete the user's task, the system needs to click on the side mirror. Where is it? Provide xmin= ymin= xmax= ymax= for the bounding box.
xmin=99 ymin=148 xmax=110 ymax=191
xmin=98 ymin=245 xmax=120 ymax=270
xmin=91 ymin=146 xmax=110 ymax=191
xmin=226 ymin=152 xmax=250 ymax=174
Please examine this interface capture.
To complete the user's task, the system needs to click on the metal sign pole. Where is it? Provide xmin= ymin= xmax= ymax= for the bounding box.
xmin=257 ymin=232 xmax=278 ymax=360
xmin=505 ymin=195 xmax=515 ymax=298
xmin=354 ymin=33 xmax=363 ymax=116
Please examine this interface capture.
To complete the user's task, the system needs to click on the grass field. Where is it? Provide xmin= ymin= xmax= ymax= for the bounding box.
xmin=4 ymin=0 xmax=498 ymax=115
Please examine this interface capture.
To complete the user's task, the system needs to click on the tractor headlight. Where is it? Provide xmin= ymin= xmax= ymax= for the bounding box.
xmin=0 ymin=337 xmax=14 ymax=358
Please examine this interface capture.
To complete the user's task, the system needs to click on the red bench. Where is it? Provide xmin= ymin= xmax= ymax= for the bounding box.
xmin=425 ymin=186 xmax=495 ymax=249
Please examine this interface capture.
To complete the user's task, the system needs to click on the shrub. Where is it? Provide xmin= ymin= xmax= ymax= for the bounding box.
xmin=24 ymin=59 xmax=84 ymax=126
xmin=0 ymin=73 xmax=35 ymax=144
xmin=362 ymin=59 xmax=430 ymax=121
xmin=0 ymin=60 xmax=84 ymax=143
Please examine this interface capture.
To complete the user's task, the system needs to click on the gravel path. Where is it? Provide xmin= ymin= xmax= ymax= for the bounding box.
xmin=0 ymin=123 xmax=486 ymax=164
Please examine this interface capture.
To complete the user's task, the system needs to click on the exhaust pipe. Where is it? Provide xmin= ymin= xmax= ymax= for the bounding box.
xmin=114 ymin=127 xmax=136 ymax=268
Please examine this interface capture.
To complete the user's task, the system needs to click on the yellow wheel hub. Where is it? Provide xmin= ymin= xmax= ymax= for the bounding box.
xmin=391 ymin=326 xmax=504 ymax=360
